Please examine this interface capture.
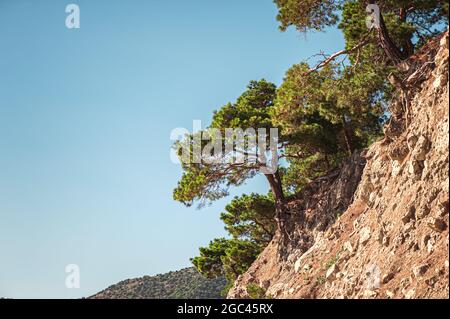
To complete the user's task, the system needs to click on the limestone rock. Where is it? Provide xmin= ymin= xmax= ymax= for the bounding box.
xmin=227 ymin=32 xmax=450 ymax=300
xmin=326 ymin=264 xmax=339 ymax=282
xmin=359 ymin=227 xmax=371 ymax=246
xmin=343 ymin=241 xmax=354 ymax=254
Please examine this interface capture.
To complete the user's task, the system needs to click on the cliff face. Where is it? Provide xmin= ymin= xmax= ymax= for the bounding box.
xmin=229 ymin=31 xmax=449 ymax=299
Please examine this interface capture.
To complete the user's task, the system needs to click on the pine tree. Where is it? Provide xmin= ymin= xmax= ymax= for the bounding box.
xmin=191 ymin=194 xmax=276 ymax=294
xmin=173 ymin=80 xmax=287 ymax=224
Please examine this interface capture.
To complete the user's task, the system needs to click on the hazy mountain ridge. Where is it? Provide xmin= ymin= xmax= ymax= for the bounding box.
xmin=90 ymin=267 xmax=226 ymax=299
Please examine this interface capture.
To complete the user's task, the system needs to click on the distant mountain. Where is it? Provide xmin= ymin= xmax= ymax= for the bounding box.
xmin=90 ymin=267 xmax=226 ymax=299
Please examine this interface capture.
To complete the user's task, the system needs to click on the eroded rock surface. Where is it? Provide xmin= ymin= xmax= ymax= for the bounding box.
xmin=228 ymin=31 xmax=449 ymax=299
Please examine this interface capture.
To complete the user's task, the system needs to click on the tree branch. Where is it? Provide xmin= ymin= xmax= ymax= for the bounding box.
xmin=304 ymin=32 xmax=372 ymax=76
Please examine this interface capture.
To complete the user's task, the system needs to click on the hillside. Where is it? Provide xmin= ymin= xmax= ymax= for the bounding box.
xmin=229 ymin=31 xmax=449 ymax=299
xmin=90 ymin=268 xmax=226 ymax=299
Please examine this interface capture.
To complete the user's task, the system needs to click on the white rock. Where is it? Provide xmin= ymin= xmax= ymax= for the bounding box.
xmin=343 ymin=241 xmax=354 ymax=254
xmin=359 ymin=227 xmax=371 ymax=245
xmin=326 ymin=264 xmax=339 ymax=282
xmin=408 ymin=160 xmax=423 ymax=175
xmin=294 ymin=258 xmax=302 ymax=273
xmin=386 ymin=290 xmax=394 ymax=299
xmin=433 ymin=75 xmax=443 ymax=89
xmin=392 ymin=161 xmax=402 ymax=176
xmin=427 ymin=240 xmax=434 ymax=254
xmin=363 ymin=290 xmax=377 ymax=298
xmin=404 ymin=289 xmax=415 ymax=299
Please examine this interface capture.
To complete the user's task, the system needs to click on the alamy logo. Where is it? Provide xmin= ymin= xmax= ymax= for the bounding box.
xmin=65 ymin=4 xmax=80 ymax=29
xmin=170 ymin=120 xmax=279 ymax=174
xmin=65 ymin=264 xmax=80 ymax=289
xmin=366 ymin=4 xmax=380 ymax=29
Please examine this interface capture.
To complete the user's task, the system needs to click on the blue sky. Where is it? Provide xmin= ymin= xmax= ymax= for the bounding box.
xmin=0 ymin=0 xmax=344 ymax=298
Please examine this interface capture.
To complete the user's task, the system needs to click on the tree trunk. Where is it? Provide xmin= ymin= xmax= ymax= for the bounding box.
xmin=399 ymin=7 xmax=415 ymax=57
xmin=264 ymin=171 xmax=286 ymax=231
xmin=377 ymin=10 xmax=408 ymax=64
xmin=341 ymin=117 xmax=354 ymax=156
xmin=367 ymin=0 xmax=408 ymax=64
xmin=325 ymin=154 xmax=331 ymax=172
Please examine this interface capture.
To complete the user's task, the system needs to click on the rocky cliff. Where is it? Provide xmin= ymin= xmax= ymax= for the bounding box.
xmin=229 ymin=31 xmax=449 ymax=299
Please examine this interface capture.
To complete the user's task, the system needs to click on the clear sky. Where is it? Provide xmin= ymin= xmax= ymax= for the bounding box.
xmin=0 ymin=0 xmax=344 ymax=298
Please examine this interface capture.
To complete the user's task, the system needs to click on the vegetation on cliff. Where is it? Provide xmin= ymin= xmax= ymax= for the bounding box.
xmin=173 ymin=0 xmax=448 ymax=294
